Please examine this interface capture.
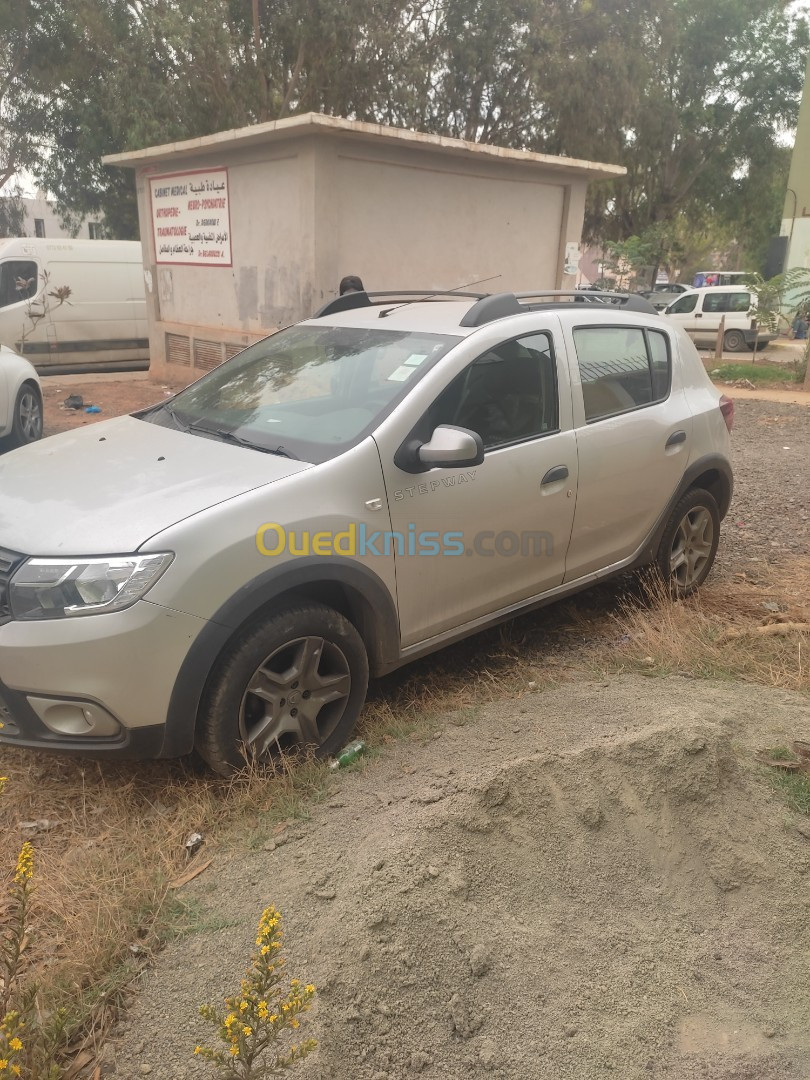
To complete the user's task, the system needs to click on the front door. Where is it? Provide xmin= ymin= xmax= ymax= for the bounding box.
xmin=375 ymin=330 xmax=578 ymax=647
xmin=664 ymin=291 xmax=704 ymax=344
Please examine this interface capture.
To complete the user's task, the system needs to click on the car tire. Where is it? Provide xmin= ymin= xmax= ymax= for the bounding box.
xmin=723 ymin=329 xmax=747 ymax=352
xmin=195 ymin=602 xmax=369 ymax=776
xmin=5 ymin=382 xmax=43 ymax=449
xmin=655 ymin=488 xmax=720 ymax=596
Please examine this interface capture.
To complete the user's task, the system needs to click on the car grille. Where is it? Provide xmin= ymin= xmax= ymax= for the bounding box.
xmin=0 ymin=547 xmax=25 ymax=626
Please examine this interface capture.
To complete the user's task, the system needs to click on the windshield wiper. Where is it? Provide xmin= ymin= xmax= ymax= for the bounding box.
xmin=161 ymin=401 xmax=191 ymax=431
xmin=188 ymin=420 xmax=300 ymax=458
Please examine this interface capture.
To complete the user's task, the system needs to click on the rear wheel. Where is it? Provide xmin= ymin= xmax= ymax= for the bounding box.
xmin=655 ymin=488 xmax=720 ymax=596
xmin=195 ymin=602 xmax=369 ymax=776
xmin=6 ymin=382 xmax=43 ymax=448
xmin=723 ymin=329 xmax=747 ymax=352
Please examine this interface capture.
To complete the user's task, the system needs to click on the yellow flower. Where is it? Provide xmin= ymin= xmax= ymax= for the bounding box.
xmin=257 ymin=1002 xmax=269 ymax=1019
xmin=229 ymin=1046 xmax=239 ymax=1057
xmin=14 ymin=842 xmax=34 ymax=883
xmin=261 ymin=945 xmax=270 ymax=956
xmin=11 ymin=1068 xmax=21 ymax=1078
xmin=223 ymin=1013 xmax=237 ymax=1030
xmin=239 ymin=1001 xmax=248 ymax=1012
xmin=7 ymin=1040 xmax=22 ymax=1052
xmin=291 ymin=1018 xmax=300 ymax=1029
xmin=0 ymin=777 xmax=7 ymax=796
xmin=0 ymin=1060 xmax=8 ymax=1070
xmin=305 ymin=984 xmax=316 ymax=994
xmin=242 ymin=1025 xmax=252 ymax=1037
xmin=194 ymin=1047 xmax=203 ymax=1055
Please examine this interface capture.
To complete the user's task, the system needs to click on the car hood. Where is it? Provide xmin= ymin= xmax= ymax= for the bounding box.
xmin=0 ymin=415 xmax=310 ymax=555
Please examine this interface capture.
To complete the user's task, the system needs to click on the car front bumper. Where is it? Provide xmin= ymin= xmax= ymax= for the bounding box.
xmin=0 ymin=599 xmax=209 ymax=759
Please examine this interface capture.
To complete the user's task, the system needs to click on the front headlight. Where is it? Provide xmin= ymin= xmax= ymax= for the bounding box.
xmin=9 ymin=554 xmax=173 ymax=620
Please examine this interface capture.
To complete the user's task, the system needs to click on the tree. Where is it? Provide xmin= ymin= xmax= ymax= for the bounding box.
xmin=1 ymin=0 xmax=807 ymax=248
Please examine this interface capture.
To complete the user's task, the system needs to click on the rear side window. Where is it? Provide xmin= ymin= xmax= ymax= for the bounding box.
xmin=702 ymin=291 xmax=751 ymax=313
xmin=573 ymin=326 xmax=672 ymax=423
xmin=0 ymin=260 xmax=39 ymax=309
xmin=668 ymin=293 xmax=697 ymax=314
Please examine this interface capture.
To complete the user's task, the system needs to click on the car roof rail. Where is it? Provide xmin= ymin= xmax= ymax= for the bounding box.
xmin=313 ymin=290 xmax=488 ymax=319
xmin=461 ymin=290 xmax=660 ymax=326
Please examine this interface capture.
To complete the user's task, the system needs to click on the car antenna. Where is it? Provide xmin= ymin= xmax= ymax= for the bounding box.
xmin=377 ymin=275 xmax=502 ymax=318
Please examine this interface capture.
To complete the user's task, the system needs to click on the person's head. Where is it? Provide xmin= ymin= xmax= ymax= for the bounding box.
xmin=339 ymin=275 xmax=365 ymax=296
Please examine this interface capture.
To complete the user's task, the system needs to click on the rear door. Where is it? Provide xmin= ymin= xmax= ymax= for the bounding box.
xmin=562 ymin=320 xmax=692 ymax=579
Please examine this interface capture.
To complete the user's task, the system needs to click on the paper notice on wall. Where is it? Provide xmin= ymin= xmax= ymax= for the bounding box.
xmin=564 ymin=241 xmax=581 ymax=276
xmin=150 ymin=168 xmax=232 ymax=266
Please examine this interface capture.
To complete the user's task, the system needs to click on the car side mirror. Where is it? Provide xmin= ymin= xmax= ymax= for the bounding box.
xmin=417 ymin=425 xmax=484 ymax=469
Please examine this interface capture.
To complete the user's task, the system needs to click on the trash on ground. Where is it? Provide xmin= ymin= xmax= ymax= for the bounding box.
xmin=329 ymin=739 xmax=367 ymax=769
xmin=64 ymin=394 xmax=84 ymax=409
xmin=184 ymin=831 xmax=204 ymax=856
xmin=85 ymin=405 xmax=101 ymax=414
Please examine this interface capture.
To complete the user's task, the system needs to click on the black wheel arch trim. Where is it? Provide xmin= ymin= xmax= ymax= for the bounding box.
xmin=162 ymin=557 xmax=400 ymax=757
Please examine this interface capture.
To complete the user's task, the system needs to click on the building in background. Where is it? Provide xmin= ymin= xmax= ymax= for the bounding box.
xmin=0 ymin=191 xmax=102 ymax=240
xmin=779 ymin=54 xmax=810 ymax=276
xmin=104 ymin=112 xmax=624 ymax=383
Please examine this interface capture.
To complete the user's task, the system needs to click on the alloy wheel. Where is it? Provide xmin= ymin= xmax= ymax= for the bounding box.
xmin=669 ymin=506 xmax=714 ymax=589
xmin=18 ymin=390 xmax=43 ymax=442
xmin=239 ymin=635 xmax=352 ymax=756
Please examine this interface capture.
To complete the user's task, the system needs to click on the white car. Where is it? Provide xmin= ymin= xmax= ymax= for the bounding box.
xmin=0 ymin=345 xmax=43 ymax=449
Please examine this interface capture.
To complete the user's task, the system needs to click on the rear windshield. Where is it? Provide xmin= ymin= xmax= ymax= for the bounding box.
xmin=145 ymin=324 xmax=460 ymax=463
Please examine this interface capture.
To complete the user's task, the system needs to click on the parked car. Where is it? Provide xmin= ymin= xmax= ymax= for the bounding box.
xmin=0 ymin=289 xmax=733 ymax=773
xmin=0 ymin=344 xmax=42 ymax=449
xmin=0 ymin=237 xmax=148 ymax=373
xmin=638 ymin=283 xmax=691 ymax=311
xmin=663 ymin=285 xmax=774 ymax=352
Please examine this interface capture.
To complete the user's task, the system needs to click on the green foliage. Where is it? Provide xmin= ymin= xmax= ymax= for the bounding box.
xmin=1 ymin=0 xmax=807 ymax=246
xmin=195 ymin=907 xmax=316 ymax=1078
xmin=0 ymin=779 xmax=67 ymax=1080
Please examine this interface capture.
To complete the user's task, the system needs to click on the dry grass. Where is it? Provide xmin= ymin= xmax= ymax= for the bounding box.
xmin=0 ymin=751 xmax=331 ymax=1063
xmin=1 ymin=556 xmax=807 ymax=1071
xmin=591 ymin=560 xmax=810 ymax=691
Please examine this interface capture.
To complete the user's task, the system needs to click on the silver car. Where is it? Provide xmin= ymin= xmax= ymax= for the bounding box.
xmin=0 ymin=290 xmax=733 ymax=773
xmin=0 ymin=345 xmax=43 ymax=450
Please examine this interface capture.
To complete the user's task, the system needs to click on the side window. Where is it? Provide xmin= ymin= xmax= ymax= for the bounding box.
xmin=730 ymin=292 xmax=752 ymax=312
xmin=703 ymin=291 xmax=736 ymax=313
xmin=573 ymin=326 xmax=671 ymax=423
xmin=430 ymin=332 xmax=558 ymax=451
xmin=668 ymin=293 xmax=697 ymax=314
xmin=0 ymin=261 xmax=39 ymax=309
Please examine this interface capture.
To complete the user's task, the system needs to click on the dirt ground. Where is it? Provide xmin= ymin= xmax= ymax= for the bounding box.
xmin=40 ymin=372 xmax=185 ymax=437
xmin=110 ymin=677 xmax=810 ymax=1080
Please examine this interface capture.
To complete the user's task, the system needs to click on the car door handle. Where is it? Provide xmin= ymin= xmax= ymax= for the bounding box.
xmin=665 ymin=430 xmax=687 ymax=448
xmin=541 ymin=465 xmax=569 ymax=485
xmin=695 ymin=313 xmax=702 ymax=318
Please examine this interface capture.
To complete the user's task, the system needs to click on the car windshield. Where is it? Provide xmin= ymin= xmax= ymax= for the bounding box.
xmin=145 ymin=324 xmax=461 ymax=463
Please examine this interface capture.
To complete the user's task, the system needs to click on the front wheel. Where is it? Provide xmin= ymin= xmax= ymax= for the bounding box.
xmin=655 ymin=488 xmax=720 ymax=596
xmin=195 ymin=602 xmax=369 ymax=776
xmin=7 ymin=382 xmax=43 ymax=448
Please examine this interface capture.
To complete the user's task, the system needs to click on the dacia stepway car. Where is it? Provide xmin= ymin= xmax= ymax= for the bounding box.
xmin=0 ymin=290 xmax=733 ymax=774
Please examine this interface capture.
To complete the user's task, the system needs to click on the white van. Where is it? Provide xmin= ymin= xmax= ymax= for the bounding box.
xmin=0 ymin=238 xmax=148 ymax=372
xmin=663 ymin=285 xmax=775 ymax=353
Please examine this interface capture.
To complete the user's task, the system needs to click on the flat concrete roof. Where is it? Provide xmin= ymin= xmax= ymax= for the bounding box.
xmin=103 ymin=111 xmax=626 ymax=181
